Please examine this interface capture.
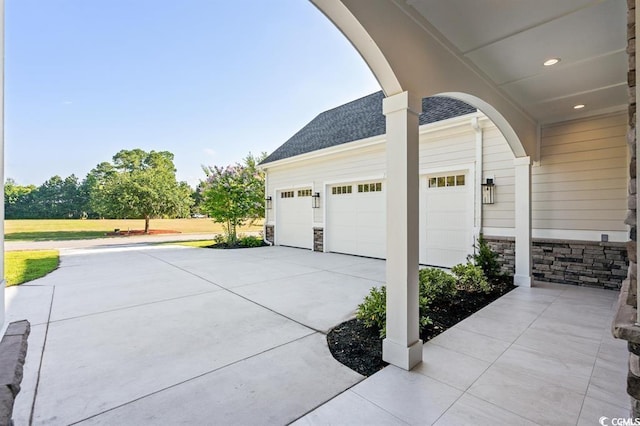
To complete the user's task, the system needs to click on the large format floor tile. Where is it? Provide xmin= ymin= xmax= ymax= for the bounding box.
xmin=351 ymin=366 xmax=462 ymax=425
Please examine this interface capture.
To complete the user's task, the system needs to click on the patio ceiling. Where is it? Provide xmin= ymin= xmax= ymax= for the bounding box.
xmin=403 ymin=0 xmax=628 ymax=125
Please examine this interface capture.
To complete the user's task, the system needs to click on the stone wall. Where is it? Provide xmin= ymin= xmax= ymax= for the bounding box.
xmin=313 ymin=227 xmax=324 ymax=252
xmin=265 ymin=225 xmax=274 ymax=244
xmin=0 ymin=320 xmax=30 ymax=425
xmin=485 ymin=237 xmax=628 ymax=290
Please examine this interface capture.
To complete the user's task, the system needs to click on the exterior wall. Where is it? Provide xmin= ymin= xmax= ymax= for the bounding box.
xmin=265 ymin=110 xmax=629 ymax=289
xmin=265 ymin=119 xmax=479 ymax=229
xmin=486 ymin=236 xmax=628 ymax=290
xmin=482 ymin=126 xmax=516 ymax=229
xmin=265 ymin=141 xmax=387 ymax=226
xmin=534 ymin=113 xmax=628 ymax=239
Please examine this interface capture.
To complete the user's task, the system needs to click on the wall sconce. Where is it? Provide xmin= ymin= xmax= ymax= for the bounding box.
xmin=265 ymin=196 xmax=272 ymax=210
xmin=482 ymin=178 xmax=495 ymax=204
xmin=312 ymin=192 xmax=320 ymax=209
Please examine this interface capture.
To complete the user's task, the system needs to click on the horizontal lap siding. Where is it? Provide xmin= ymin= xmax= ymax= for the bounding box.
xmin=266 ymin=125 xmax=478 ymax=225
xmin=266 ymin=144 xmax=386 ymax=224
xmin=533 ymin=112 xmax=627 ymax=232
xmin=420 ymin=129 xmax=475 ymax=168
xmin=483 ymin=126 xmax=516 ymax=229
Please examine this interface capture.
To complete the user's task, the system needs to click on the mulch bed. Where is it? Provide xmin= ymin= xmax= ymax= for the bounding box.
xmin=327 ymin=277 xmax=515 ymax=376
xmin=205 ymin=241 xmax=269 ymax=249
xmin=105 ymin=229 xmax=181 ymax=236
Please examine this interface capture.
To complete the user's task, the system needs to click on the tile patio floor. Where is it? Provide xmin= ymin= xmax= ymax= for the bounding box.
xmin=3 ymin=245 xmax=630 ymax=425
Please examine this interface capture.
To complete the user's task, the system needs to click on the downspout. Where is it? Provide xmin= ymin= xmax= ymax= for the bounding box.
xmin=263 ymin=169 xmax=272 ymax=246
xmin=471 ymin=116 xmax=483 ymax=241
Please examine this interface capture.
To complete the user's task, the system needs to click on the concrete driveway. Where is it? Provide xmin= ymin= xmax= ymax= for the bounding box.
xmin=5 ymin=245 xmax=385 ymax=425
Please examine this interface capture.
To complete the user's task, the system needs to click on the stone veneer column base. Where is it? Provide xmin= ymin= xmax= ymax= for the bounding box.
xmin=313 ymin=227 xmax=324 ymax=252
xmin=265 ymin=225 xmax=274 ymax=244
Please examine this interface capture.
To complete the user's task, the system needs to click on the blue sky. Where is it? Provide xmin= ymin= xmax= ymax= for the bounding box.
xmin=5 ymin=0 xmax=381 ymax=187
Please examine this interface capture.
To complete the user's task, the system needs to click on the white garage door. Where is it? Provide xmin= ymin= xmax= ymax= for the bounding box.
xmin=423 ymin=173 xmax=473 ymax=268
xmin=276 ymin=188 xmax=312 ymax=249
xmin=327 ymin=182 xmax=386 ymax=259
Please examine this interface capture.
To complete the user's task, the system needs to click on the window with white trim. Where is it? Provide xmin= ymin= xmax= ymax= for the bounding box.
xmin=280 ymin=191 xmax=294 ymax=198
xmin=297 ymin=189 xmax=312 ymax=197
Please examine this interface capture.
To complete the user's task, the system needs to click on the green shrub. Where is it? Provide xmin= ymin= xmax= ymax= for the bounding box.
xmin=238 ymin=235 xmax=264 ymax=248
xmin=468 ymin=234 xmax=503 ymax=280
xmin=357 ymin=283 xmax=434 ymax=339
xmin=418 ymin=267 xmax=457 ymax=305
xmin=451 ymin=262 xmax=491 ymax=293
xmin=357 ymin=286 xmax=387 ymax=338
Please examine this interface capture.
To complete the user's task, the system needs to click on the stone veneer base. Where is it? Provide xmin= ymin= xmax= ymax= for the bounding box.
xmin=485 ymin=236 xmax=628 ymax=290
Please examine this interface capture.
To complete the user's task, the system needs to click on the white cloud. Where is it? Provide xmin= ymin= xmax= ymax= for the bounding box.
xmin=203 ymin=148 xmax=216 ymax=157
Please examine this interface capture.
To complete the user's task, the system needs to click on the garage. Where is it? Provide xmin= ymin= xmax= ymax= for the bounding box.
xmin=276 ymin=188 xmax=313 ymax=249
xmin=422 ymin=172 xmax=474 ymax=268
xmin=326 ymin=181 xmax=386 ymax=259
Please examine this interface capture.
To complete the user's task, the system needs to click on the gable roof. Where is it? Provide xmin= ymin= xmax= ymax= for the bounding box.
xmin=262 ymin=91 xmax=477 ymax=164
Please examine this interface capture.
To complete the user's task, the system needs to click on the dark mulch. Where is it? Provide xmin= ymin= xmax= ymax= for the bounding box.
xmin=206 ymin=241 xmax=268 ymax=249
xmin=327 ymin=276 xmax=515 ymax=376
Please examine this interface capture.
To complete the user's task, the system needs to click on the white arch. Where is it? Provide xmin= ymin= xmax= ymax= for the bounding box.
xmin=311 ymin=0 xmax=538 ymax=159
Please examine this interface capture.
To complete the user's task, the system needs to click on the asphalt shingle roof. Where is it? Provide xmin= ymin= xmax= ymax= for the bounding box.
xmin=262 ymin=91 xmax=477 ymax=164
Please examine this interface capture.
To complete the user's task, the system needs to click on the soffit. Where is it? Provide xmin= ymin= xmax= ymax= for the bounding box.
xmin=405 ymin=0 xmax=628 ymax=124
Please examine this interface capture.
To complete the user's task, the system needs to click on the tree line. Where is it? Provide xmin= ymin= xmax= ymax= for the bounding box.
xmin=5 ymin=149 xmax=198 ymax=225
xmin=5 ymin=149 xmax=267 ymax=242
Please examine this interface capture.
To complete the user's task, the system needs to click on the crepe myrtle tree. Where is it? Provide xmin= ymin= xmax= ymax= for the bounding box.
xmin=88 ymin=149 xmax=193 ymax=233
xmin=201 ymin=152 xmax=266 ymax=246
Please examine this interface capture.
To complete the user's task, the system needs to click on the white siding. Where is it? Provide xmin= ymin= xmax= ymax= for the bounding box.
xmin=482 ymin=126 xmax=516 ymax=229
xmin=265 ymin=111 xmax=628 ymax=245
xmin=266 ymin=144 xmax=386 ymax=225
xmin=533 ymin=112 xmax=627 ymax=233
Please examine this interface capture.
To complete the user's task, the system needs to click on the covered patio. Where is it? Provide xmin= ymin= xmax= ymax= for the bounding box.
xmin=5 ymin=245 xmax=628 ymax=425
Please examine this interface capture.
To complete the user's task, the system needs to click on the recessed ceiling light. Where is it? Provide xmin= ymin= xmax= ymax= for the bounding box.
xmin=573 ymin=104 xmax=585 ymax=109
xmin=543 ymin=58 xmax=560 ymax=66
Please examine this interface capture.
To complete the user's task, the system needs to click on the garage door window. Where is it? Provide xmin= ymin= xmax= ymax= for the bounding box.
xmin=332 ymin=185 xmax=352 ymax=195
xmin=297 ymin=189 xmax=312 ymax=197
xmin=429 ymin=175 xmax=465 ymax=188
xmin=357 ymin=182 xmax=382 ymax=193
xmin=281 ymin=191 xmax=294 ymax=198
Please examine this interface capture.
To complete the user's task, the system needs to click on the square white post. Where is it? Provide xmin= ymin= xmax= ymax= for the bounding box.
xmin=0 ymin=0 xmax=5 ymax=332
xmin=514 ymin=156 xmax=532 ymax=287
xmin=382 ymin=91 xmax=422 ymax=370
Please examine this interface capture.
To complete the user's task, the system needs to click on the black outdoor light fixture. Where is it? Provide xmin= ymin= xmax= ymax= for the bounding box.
xmin=312 ymin=192 xmax=321 ymax=208
xmin=482 ymin=178 xmax=495 ymax=205
xmin=265 ymin=196 xmax=273 ymax=210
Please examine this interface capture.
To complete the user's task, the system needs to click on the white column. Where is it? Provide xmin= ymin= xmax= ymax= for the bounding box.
xmin=382 ymin=91 xmax=422 ymax=370
xmin=0 ymin=0 xmax=5 ymax=332
xmin=514 ymin=156 xmax=532 ymax=287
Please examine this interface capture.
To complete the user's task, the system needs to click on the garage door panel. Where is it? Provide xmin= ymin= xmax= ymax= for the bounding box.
xmin=423 ymin=172 xmax=474 ymax=268
xmin=328 ymin=184 xmax=386 ymax=259
xmin=276 ymin=191 xmax=312 ymax=249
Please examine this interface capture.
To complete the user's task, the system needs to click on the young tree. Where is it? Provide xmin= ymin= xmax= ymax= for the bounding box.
xmin=201 ymin=152 xmax=266 ymax=245
xmin=87 ymin=149 xmax=193 ymax=233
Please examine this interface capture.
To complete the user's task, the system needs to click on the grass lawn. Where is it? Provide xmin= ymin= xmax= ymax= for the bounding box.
xmin=5 ymin=250 xmax=60 ymax=286
xmin=5 ymin=219 xmax=263 ymax=242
